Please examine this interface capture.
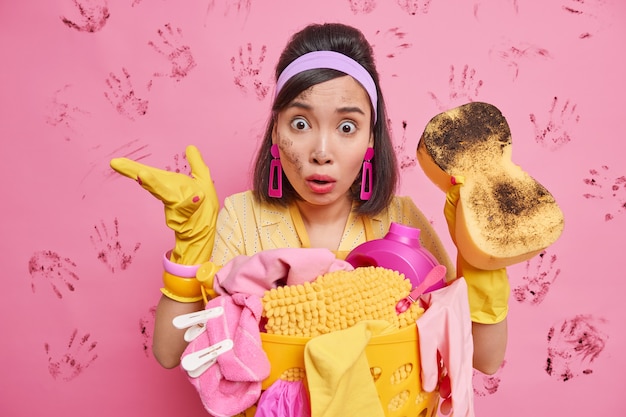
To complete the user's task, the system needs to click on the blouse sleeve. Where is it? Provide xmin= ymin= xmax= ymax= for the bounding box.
xmin=210 ymin=195 xmax=245 ymax=267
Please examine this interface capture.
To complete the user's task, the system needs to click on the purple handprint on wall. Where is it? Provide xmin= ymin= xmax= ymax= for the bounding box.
xmin=530 ymin=96 xmax=580 ymax=151
xmin=391 ymin=120 xmax=417 ymax=171
xmin=28 ymin=250 xmax=79 ymax=299
xmin=44 ymin=329 xmax=98 ymax=381
xmin=428 ymin=64 xmax=484 ymax=111
xmin=90 ymin=218 xmax=141 ymax=273
xmin=561 ymin=0 xmax=608 ymax=39
xmin=79 ymin=139 xmax=152 ymax=200
xmin=164 ymin=150 xmax=192 ymax=174
xmin=45 ymin=84 xmax=90 ymax=142
xmin=230 ymin=43 xmax=270 ymax=100
xmin=206 ymin=0 xmax=252 ymax=18
xmin=582 ymin=165 xmax=626 ymax=221
xmin=347 ymin=0 xmax=377 ymax=14
xmin=149 ymin=23 xmax=197 ymax=82
xmin=546 ymin=315 xmax=608 ymax=381
xmin=512 ymin=250 xmax=561 ymax=306
xmin=139 ymin=306 xmax=157 ymax=357
xmin=489 ymin=41 xmax=551 ymax=81
xmin=99 ymin=139 xmax=152 ymax=180
xmin=61 ymin=0 xmax=110 ymax=33
xmin=372 ymin=27 xmax=412 ymax=59
xmin=396 ymin=0 xmax=433 ymax=15
xmin=104 ymin=68 xmax=149 ymax=120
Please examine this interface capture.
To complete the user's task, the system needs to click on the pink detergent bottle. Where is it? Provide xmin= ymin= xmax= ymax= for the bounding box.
xmin=345 ymin=222 xmax=445 ymax=293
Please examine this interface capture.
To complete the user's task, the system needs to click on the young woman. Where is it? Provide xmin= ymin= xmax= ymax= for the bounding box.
xmin=111 ymin=23 xmax=507 ymax=376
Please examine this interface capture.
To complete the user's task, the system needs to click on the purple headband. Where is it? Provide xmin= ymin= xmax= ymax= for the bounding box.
xmin=275 ymin=51 xmax=378 ymax=123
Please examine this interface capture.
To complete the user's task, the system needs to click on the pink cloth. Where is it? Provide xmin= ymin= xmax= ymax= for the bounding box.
xmin=183 ymin=248 xmax=354 ymax=416
xmin=213 ymin=247 xmax=354 ymax=297
xmin=255 ymin=379 xmax=311 ymax=417
xmin=417 ymin=278 xmax=475 ymax=417
xmin=183 ymin=293 xmax=269 ymax=417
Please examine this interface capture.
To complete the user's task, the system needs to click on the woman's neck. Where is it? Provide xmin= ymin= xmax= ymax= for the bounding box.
xmin=295 ymin=198 xmax=353 ymax=250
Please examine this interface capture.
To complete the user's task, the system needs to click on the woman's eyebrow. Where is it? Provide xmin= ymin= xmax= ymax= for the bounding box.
xmin=286 ymin=101 xmax=312 ymax=111
xmin=287 ymin=101 xmax=366 ymax=115
xmin=336 ymin=106 xmax=366 ymax=116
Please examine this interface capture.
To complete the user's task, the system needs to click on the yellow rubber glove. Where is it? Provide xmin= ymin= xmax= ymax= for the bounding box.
xmin=444 ymin=177 xmax=509 ymax=324
xmin=110 ymin=145 xmax=219 ymax=266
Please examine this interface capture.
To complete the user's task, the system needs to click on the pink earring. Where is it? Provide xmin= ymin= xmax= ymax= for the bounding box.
xmin=268 ymin=144 xmax=283 ymax=198
xmin=360 ymin=147 xmax=374 ymax=200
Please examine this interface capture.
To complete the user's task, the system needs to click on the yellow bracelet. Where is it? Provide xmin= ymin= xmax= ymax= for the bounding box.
xmin=161 ymin=271 xmax=203 ymax=303
xmin=196 ymin=262 xmax=220 ymax=304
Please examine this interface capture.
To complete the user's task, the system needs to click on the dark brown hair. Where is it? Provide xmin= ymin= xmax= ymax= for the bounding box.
xmin=252 ymin=23 xmax=398 ymax=216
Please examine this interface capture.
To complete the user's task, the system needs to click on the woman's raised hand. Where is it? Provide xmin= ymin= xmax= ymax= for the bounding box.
xmin=110 ymin=145 xmax=219 ymax=264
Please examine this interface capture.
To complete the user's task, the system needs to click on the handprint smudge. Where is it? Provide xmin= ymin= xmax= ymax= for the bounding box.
xmin=106 ymin=139 xmax=152 ymax=166
xmin=149 ymin=23 xmax=197 ymax=82
xmin=546 ymin=315 xmax=608 ymax=381
xmin=396 ymin=0 xmax=432 ymax=15
xmin=372 ymin=27 xmax=412 ymax=60
xmin=392 ymin=120 xmax=417 ymax=170
xmin=139 ymin=306 xmax=157 ymax=357
xmin=103 ymin=140 xmax=152 ymax=175
xmin=489 ymin=42 xmax=552 ymax=80
xmin=529 ymin=97 xmax=580 ymax=151
xmin=206 ymin=0 xmax=252 ymax=18
xmin=61 ymin=0 xmax=110 ymax=33
xmin=230 ymin=43 xmax=270 ymax=100
xmin=44 ymin=329 xmax=98 ymax=381
xmin=347 ymin=0 xmax=377 ymax=14
xmin=90 ymin=218 xmax=141 ymax=273
xmin=561 ymin=0 xmax=607 ymax=39
xmin=582 ymin=165 xmax=626 ymax=221
xmin=513 ymin=250 xmax=561 ymax=306
xmin=428 ymin=64 xmax=484 ymax=111
xmin=104 ymin=68 xmax=149 ymax=120
xmin=46 ymin=84 xmax=90 ymax=142
xmin=79 ymin=139 xmax=152 ymax=200
xmin=165 ymin=151 xmax=191 ymax=175
xmin=28 ymin=250 xmax=79 ymax=299
xmin=473 ymin=361 xmax=505 ymax=396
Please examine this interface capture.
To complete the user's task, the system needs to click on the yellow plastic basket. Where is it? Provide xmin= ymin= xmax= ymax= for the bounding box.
xmin=244 ymin=324 xmax=440 ymax=417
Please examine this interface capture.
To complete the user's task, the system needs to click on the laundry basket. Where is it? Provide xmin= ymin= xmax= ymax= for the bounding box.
xmin=244 ymin=324 xmax=440 ymax=417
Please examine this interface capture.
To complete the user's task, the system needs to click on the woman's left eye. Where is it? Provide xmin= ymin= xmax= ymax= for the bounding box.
xmin=339 ymin=121 xmax=357 ymax=134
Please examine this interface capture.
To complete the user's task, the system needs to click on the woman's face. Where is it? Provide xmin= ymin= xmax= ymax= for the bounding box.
xmin=273 ymin=75 xmax=374 ymax=208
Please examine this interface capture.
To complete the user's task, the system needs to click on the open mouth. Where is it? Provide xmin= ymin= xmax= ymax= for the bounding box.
xmin=306 ymin=176 xmax=335 ymax=193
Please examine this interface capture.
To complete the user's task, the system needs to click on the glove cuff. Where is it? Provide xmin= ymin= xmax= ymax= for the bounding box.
xmin=459 ymin=256 xmax=510 ymax=324
xmin=161 ymin=255 xmax=220 ymax=303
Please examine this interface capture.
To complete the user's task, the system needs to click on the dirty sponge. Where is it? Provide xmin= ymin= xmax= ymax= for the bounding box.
xmin=417 ymin=102 xmax=565 ymax=270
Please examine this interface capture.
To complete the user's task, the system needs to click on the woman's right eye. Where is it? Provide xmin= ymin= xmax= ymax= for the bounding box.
xmin=290 ymin=117 xmax=310 ymax=131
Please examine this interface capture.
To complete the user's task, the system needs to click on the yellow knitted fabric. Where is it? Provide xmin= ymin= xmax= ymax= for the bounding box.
xmin=262 ymin=266 xmax=424 ymax=337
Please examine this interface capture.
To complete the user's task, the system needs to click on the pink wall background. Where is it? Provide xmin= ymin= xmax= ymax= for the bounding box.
xmin=1 ymin=0 xmax=624 ymax=415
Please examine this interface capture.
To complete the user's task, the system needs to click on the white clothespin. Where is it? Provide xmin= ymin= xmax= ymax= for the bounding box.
xmin=181 ymin=339 xmax=234 ymax=378
xmin=172 ymin=306 xmax=224 ymax=342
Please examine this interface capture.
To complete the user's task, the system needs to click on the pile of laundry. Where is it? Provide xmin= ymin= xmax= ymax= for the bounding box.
xmin=174 ymin=247 xmax=475 ymax=417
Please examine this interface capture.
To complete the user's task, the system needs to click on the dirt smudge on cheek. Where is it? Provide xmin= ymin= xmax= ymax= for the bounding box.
xmin=278 ymin=135 xmax=302 ymax=173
